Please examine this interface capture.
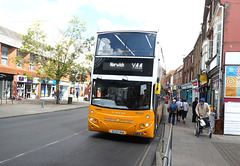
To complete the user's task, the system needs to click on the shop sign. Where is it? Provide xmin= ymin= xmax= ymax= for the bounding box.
xmin=200 ymin=75 xmax=207 ymax=82
xmin=41 ymin=79 xmax=56 ymax=85
xmin=17 ymin=75 xmax=27 ymax=82
xmin=192 ymin=81 xmax=198 ymax=87
xmin=26 ymin=79 xmax=32 ymax=84
xmin=60 ymin=81 xmax=70 ymax=86
xmin=181 ymin=83 xmax=192 ymax=90
xmin=225 ymin=66 xmax=240 ymax=98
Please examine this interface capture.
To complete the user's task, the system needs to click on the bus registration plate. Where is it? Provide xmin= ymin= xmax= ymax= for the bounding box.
xmin=110 ymin=129 xmax=126 ymax=135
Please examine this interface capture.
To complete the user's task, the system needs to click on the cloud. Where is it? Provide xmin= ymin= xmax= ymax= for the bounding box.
xmin=0 ymin=0 xmax=88 ymax=34
xmin=97 ymin=18 xmax=126 ymax=31
xmin=0 ymin=0 xmax=205 ymax=72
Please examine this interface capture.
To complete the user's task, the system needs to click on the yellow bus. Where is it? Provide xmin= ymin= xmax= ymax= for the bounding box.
xmin=88 ymin=30 xmax=166 ymax=138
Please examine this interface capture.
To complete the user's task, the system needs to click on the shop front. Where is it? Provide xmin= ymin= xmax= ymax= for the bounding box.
xmin=180 ymin=82 xmax=192 ymax=104
xmin=40 ymin=80 xmax=56 ymax=98
xmin=17 ymin=75 xmax=39 ymax=99
xmin=223 ymin=65 xmax=240 ymax=135
xmin=0 ymin=73 xmax=14 ymax=99
xmin=199 ymin=83 xmax=209 ymax=103
xmin=59 ymin=81 xmax=69 ymax=98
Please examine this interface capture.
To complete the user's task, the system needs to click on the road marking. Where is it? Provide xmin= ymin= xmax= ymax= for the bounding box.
xmin=135 ymin=140 xmax=154 ymax=166
xmin=0 ymin=129 xmax=87 ymax=165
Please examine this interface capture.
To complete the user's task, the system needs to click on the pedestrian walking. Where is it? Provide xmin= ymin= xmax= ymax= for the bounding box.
xmin=167 ymin=99 xmax=178 ymax=125
xmin=76 ymin=91 xmax=79 ymax=98
xmin=182 ymin=99 xmax=189 ymax=124
xmin=176 ymin=98 xmax=183 ymax=122
xmin=192 ymin=97 xmax=198 ymax=122
xmin=165 ymin=94 xmax=169 ymax=104
xmin=195 ymin=98 xmax=211 ymax=125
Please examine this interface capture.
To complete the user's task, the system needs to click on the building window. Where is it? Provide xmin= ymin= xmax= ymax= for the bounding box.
xmin=29 ymin=54 xmax=34 ymax=70
xmin=192 ymin=55 xmax=194 ymax=64
xmin=202 ymin=43 xmax=207 ymax=70
xmin=216 ymin=33 xmax=221 ymax=54
xmin=213 ymin=22 xmax=222 ymax=56
xmin=191 ymin=71 xmax=193 ymax=81
xmin=1 ymin=46 xmax=8 ymax=65
xmin=17 ymin=51 xmax=23 ymax=68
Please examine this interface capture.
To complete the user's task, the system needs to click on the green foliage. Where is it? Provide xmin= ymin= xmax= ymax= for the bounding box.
xmin=15 ymin=16 xmax=95 ymax=103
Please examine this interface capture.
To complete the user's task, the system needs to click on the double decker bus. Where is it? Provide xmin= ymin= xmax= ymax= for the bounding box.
xmin=88 ymin=30 xmax=166 ymax=138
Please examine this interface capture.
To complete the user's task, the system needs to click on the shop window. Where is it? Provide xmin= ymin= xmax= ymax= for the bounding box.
xmin=1 ymin=45 xmax=8 ymax=65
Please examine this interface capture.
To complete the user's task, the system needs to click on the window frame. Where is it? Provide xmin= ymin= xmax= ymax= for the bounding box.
xmin=1 ymin=45 xmax=8 ymax=65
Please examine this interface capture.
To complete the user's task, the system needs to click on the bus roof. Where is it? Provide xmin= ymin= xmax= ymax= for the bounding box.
xmin=97 ymin=29 xmax=158 ymax=34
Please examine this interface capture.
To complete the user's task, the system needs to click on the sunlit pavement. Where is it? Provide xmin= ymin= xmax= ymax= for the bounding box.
xmin=163 ymin=104 xmax=240 ymax=166
xmin=0 ymin=97 xmax=89 ymax=119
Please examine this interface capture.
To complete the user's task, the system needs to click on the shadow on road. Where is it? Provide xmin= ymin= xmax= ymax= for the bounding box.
xmin=90 ymin=132 xmax=152 ymax=144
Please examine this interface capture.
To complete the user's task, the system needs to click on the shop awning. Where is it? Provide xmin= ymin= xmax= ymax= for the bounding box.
xmin=0 ymin=73 xmax=14 ymax=81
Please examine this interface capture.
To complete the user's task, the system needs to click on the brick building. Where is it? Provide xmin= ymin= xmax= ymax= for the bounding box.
xmin=192 ymin=33 xmax=202 ymax=100
xmin=0 ymin=26 xmax=39 ymax=100
xmin=172 ymin=65 xmax=183 ymax=99
xmin=180 ymin=50 xmax=194 ymax=104
xmin=0 ymin=26 xmax=90 ymax=100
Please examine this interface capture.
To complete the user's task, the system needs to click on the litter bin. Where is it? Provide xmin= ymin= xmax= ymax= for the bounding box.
xmin=68 ymin=97 xmax=72 ymax=104
xmin=214 ymin=119 xmax=223 ymax=135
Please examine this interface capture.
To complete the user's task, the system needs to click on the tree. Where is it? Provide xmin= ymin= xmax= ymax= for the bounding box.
xmin=17 ymin=17 xmax=94 ymax=104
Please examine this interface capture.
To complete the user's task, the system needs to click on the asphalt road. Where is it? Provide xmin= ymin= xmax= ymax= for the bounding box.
xmin=0 ymin=107 xmax=161 ymax=166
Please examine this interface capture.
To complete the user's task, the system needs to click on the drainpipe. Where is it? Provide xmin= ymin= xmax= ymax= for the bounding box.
xmin=217 ymin=5 xmax=224 ymax=119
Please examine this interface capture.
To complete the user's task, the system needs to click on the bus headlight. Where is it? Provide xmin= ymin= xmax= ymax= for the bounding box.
xmin=91 ymin=110 xmax=94 ymax=114
xmin=139 ymin=122 xmax=150 ymax=129
xmin=146 ymin=115 xmax=150 ymax=119
xmin=90 ymin=117 xmax=98 ymax=124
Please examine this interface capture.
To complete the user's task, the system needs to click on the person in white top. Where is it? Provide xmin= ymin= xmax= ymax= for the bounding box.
xmin=176 ymin=99 xmax=183 ymax=122
xmin=182 ymin=99 xmax=189 ymax=124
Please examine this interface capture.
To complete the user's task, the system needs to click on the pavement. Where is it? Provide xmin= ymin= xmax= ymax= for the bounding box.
xmin=1 ymin=99 xmax=240 ymax=166
xmin=0 ymin=97 xmax=89 ymax=119
xmin=159 ymin=104 xmax=240 ymax=166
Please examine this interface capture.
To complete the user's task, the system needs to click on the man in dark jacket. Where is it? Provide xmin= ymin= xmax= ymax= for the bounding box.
xmin=192 ymin=97 xmax=198 ymax=122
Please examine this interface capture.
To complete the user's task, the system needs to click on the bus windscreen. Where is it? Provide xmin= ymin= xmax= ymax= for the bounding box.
xmin=96 ymin=32 xmax=156 ymax=57
xmin=92 ymin=79 xmax=152 ymax=110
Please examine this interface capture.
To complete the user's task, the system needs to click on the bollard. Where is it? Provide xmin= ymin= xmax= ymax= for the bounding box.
xmin=41 ymin=101 xmax=44 ymax=108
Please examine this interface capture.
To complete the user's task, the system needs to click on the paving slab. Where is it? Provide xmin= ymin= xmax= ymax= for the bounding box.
xmin=161 ymin=104 xmax=240 ymax=166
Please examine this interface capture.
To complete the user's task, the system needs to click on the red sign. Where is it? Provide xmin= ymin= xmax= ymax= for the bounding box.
xmin=192 ymin=81 xmax=198 ymax=86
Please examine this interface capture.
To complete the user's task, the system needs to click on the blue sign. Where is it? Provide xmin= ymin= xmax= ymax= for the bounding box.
xmin=226 ymin=66 xmax=237 ymax=77
xmin=41 ymin=79 xmax=56 ymax=85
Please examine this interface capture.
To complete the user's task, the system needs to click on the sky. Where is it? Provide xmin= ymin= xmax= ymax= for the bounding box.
xmin=0 ymin=0 xmax=205 ymax=72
